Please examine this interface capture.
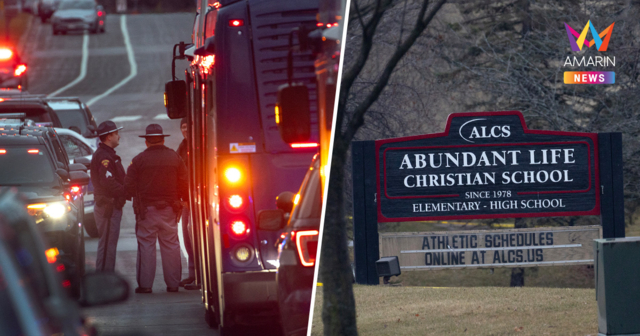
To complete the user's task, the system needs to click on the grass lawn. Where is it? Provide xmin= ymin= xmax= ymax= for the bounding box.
xmin=312 ymin=285 xmax=597 ymax=335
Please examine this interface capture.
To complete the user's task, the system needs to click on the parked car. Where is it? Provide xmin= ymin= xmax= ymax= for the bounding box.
xmin=0 ymin=188 xmax=130 ymax=335
xmin=51 ymin=0 xmax=105 ymax=35
xmin=0 ymin=98 xmax=61 ymax=127
xmin=0 ymin=47 xmax=28 ymax=91
xmin=47 ymin=98 xmax=99 ymax=139
xmin=0 ymin=97 xmax=99 ymax=139
xmin=56 ymin=127 xmax=98 ymax=238
xmin=0 ymin=124 xmax=90 ymax=297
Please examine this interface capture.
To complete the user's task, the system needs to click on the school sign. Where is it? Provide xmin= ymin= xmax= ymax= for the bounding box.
xmin=352 ymin=111 xmax=625 ymax=284
xmin=377 ymin=111 xmax=599 ymax=221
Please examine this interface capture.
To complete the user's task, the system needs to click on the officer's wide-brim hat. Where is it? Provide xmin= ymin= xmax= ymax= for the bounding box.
xmin=97 ymin=120 xmax=124 ymax=136
xmin=139 ymin=123 xmax=171 ymax=138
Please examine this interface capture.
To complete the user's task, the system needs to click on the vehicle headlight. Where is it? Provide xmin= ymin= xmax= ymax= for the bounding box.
xmin=27 ymin=202 xmax=70 ymax=221
xmin=44 ymin=203 xmax=67 ymax=218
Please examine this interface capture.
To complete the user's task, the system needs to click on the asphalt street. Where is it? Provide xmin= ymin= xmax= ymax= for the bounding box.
xmin=19 ymin=13 xmax=216 ymax=335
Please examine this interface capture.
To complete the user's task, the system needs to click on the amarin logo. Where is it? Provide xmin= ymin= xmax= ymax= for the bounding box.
xmin=564 ymin=20 xmax=615 ymax=52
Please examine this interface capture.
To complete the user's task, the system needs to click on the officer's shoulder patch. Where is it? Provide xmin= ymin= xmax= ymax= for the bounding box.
xmin=102 ymin=159 xmax=109 ymax=167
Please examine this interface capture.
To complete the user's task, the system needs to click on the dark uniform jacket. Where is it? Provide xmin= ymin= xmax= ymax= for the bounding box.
xmin=90 ymin=142 xmax=126 ymax=209
xmin=177 ymin=139 xmax=188 ymax=165
xmin=124 ymin=145 xmax=188 ymax=206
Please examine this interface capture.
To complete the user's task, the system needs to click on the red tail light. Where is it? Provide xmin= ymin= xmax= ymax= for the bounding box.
xmin=14 ymin=64 xmax=27 ymax=77
xmin=230 ymin=220 xmax=248 ymax=237
xmin=316 ymin=22 xmax=323 ymax=27
xmin=97 ymin=10 xmax=104 ymax=17
xmin=290 ymin=142 xmax=319 ymax=149
xmin=70 ymin=185 xmax=81 ymax=194
xmin=27 ymin=149 xmax=39 ymax=154
xmin=295 ymin=230 xmax=319 ymax=267
xmin=229 ymin=19 xmax=244 ymax=27
xmin=0 ymin=149 xmax=5 ymax=154
xmin=56 ymin=264 xmax=65 ymax=272
xmin=62 ymin=280 xmax=71 ymax=288
xmin=228 ymin=195 xmax=243 ymax=210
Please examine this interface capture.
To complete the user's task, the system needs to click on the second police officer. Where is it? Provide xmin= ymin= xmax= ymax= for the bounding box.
xmin=125 ymin=124 xmax=189 ymax=293
xmin=91 ymin=121 xmax=127 ymax=272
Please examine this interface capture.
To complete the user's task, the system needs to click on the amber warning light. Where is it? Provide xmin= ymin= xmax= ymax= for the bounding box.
xmin=224 ymin=167 xmax=242 ymax=183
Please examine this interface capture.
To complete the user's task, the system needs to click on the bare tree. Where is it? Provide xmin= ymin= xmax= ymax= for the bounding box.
xmin=434 ymin=0 xmax=640 ymax=285
xmin=320 ymin=0 xmax=448 ymax=334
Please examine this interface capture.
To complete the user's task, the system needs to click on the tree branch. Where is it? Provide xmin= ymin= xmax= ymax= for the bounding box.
xmin=343 ymin=0 xmax=448 ymax=144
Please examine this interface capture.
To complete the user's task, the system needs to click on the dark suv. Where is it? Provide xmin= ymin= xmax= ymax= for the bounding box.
xmin=0 ymin=99 xmax=62 ymax=127
xmin=0 ymin=188 xmax=130 ymax=335
xmin=0 ymin=97 xmax=99 ymax=138
xmin=0 ymin=124 xmax=90 ymax=297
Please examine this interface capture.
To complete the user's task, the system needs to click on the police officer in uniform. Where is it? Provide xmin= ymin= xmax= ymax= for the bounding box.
xmin=176 ymin=117 xmax=197 ymax=289
xmin=125 ymin=124 xmax=188 ymax=293
xmin=91 ymin=121 xmax=126 ymax=272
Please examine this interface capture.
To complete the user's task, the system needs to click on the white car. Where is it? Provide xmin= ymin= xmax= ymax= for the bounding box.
xmin=55 ymin=127 xmax=99 ymax=237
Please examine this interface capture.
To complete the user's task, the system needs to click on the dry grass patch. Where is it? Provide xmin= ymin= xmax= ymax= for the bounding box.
xmin=312 ymin=285 xmax=597 ymax=335
xmin=394 ymin=265 xmax=594 ymax=288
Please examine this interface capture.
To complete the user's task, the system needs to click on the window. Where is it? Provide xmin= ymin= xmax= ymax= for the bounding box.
xmin=48 ymin=135 xmax=69 ymax=168
xmin=205 ymin=8 xmax=217 ymax=38
xmin=0 ymin=109 xmax=53 ymax=127
xmin=58 ymin=1 xmax=94 ymax=10
xmin=291 ymin=162 xmax=322 ymax=223
xmin=47 ymin=101 xmax=88 ymax=134
xmin=75 ymin=138 xmax=92 ymax=157
xmin=60 ymin=135 xmax=82 ymax=159
xmin=0 ymin=146 xmax=55 ymax=185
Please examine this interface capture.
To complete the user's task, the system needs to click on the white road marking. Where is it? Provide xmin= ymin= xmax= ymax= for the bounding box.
xmin=87 ymin=15 xmax=138 ymax=107
xmin=110 ymin=115 xmax=142 ymax=122
xmin=48 ymin=33 xmax=89 ymax=97
xmin=153 ymin=114 xmax=170 ymax=120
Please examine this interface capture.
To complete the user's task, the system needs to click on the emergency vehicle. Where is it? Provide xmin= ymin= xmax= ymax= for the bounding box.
xmin=165 ymin=0 xmax=320 ymax=333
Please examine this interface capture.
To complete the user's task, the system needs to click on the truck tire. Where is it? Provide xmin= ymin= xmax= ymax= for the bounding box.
xmin=205 ymin=307 xmax=219 ymax=329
